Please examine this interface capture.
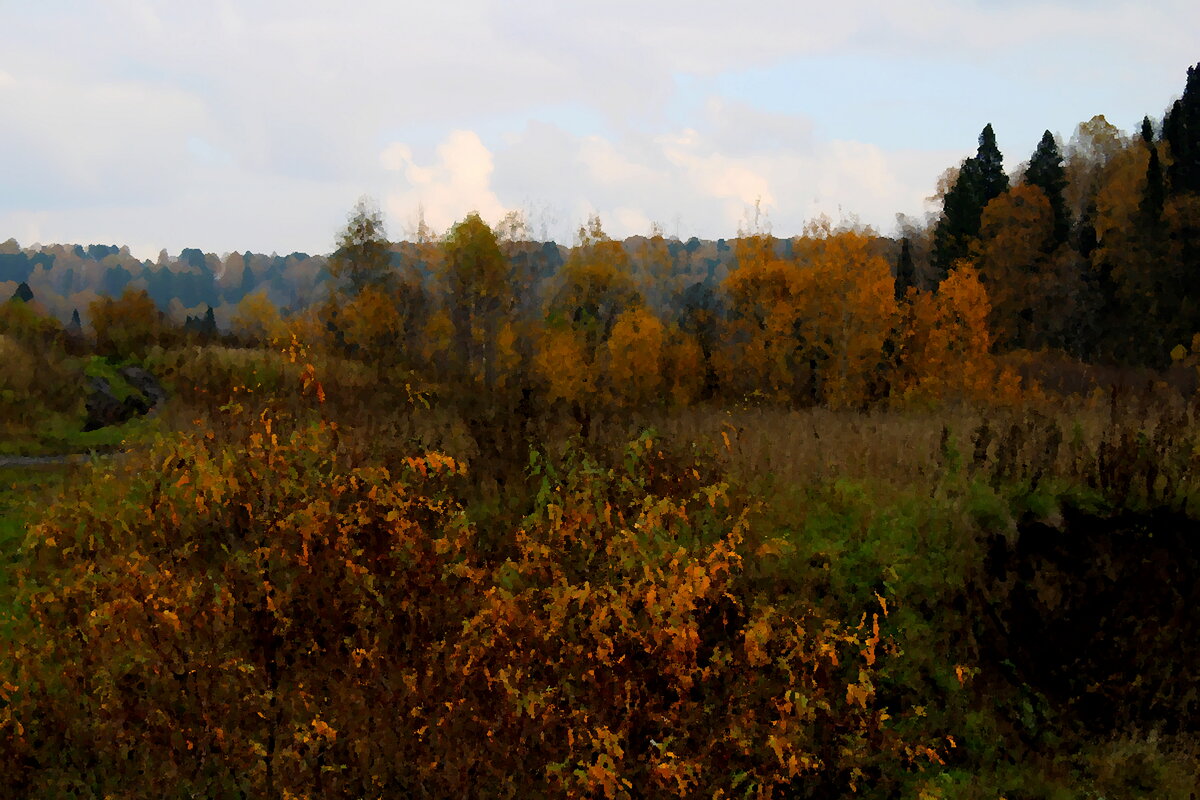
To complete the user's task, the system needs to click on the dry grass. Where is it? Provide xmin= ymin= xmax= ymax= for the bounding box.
xmin=648 ymin=388 xmax=1200 ymax=499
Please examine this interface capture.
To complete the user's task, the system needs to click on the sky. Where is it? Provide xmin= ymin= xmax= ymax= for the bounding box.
xmin=1 ymin=1 xmax=1198 ymax=259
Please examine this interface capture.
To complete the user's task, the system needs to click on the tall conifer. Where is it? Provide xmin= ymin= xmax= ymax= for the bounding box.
xmin=1164 ymin=63 xmax=1200 ymax=195
xmin=931 ymin=124 xmax=1009 ymax=285
xmin=1024 ymin=130 xmax=1069 ymax=246
xmin=894 ymin=237 xmax=916 ymax=300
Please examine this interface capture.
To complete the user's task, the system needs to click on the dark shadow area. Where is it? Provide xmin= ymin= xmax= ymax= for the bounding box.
xmin=982 ymin=504 xmax=1200 ymax=735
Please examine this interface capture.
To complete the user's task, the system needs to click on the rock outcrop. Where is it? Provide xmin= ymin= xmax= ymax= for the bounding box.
xmin=82 ymin=367 xmax=166 ymax=432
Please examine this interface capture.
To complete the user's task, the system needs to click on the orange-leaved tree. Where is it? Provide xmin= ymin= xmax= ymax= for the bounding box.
xmin=897 ymin=264 xmax=1021 ymax=405
xmin=604 ymin=305 xmax=666 ymax=409
xmin=89 ymin=286 xmax=171 ymax=360
xmin=790 ymin=224 xmax=898 ymax=409
xmin=718 ymin=230 xmax=803 ymax=401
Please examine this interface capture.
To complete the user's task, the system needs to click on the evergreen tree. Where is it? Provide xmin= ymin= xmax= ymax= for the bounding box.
xmin=1140 ymin=115 xmax=1155 ymax=144
xmin=10 ymin=281 xmax=33 ymax=303
xmin=194 ymin=305 xmax=218 ymax=340
xmin=1141 ymin=144 xmax=1166 ymax=228
xmin=931 ymin=124 xmax=1009 ymax=285
xmin=894 ymin=237 xmax=916 ymax=300
xmin=1024 ymin=130 xmax=1070 ymax=246
xmin=1164 ymin=62 xmax=1200 ymax=195
xmin=68 ymin=308 xmax=83 ymax=333
xmin=975 ymin=123 xmax=1009 ymax=201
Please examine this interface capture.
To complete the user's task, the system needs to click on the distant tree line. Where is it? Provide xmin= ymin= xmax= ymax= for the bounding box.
xmin=4 ymin=62 xmax=1199 ymax=387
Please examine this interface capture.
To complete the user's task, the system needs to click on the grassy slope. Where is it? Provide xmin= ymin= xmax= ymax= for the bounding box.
xmin=0 ymin=356 xmax=164 ymax=457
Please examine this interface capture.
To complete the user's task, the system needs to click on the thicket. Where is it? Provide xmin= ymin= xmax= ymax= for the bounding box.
xmin=0 ymin=359 xmax=974 ymax=798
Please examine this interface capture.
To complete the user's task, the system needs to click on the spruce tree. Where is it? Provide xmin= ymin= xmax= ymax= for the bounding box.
xmin=894 ymin=237 xmax=916 ymax=300
xmin=203 ymin=305 xmax=217 ymax=334
xmin=931 ymin=124 xmax=1009 ymax=285
xmin=1141 ymin=145 xmax=1166 ymax=227
xmin=1164 ymin=62 xmax=1200 ymax=195
xmin=238 ymin=255 xmax=256 ymax=300
xmin=1024 ymin=130 xmax=1070 ymax=247
xmin=975 ymin=123 xmax=1009 ymax=201
xmin=10 ymin=281 xmax=33 ymax=303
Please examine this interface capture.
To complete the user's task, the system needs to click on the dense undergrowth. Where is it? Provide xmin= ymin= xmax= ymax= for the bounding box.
xmin=1 ymin=342 xmax=1198 ymax=798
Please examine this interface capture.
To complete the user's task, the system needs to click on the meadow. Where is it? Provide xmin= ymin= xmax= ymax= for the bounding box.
xmin=2 ymin=337 xmax=1198 ymax=798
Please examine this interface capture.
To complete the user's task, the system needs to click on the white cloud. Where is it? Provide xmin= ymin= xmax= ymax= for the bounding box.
xmin=658 ymin=134 xmax=775 ymax=210
xmin=485 ymin=116 xmax=958 ymax=242
xmin=382 ymin=130 xmax=507 ymax=235
xmin=1 ymin=0 xmax=1197 ymax=255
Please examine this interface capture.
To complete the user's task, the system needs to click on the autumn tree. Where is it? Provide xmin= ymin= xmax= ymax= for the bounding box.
xmin=0 ymin=297 xmax=78 ymax=425
xmin=790 ymin=224 xmax=898 ymax=408
xmin=717 ymin=227 xmax=802 ymax=400
xmin=532 ymin=318 xmax=591 ymax=408
xmin=231 ymin=289 xmax=289 ymax=346
xmin=89 ymin=287 xmax=170 ymax=360
xmin=660 ymin=324 xmax=707 ymax=406
xmin=327 ymin=197 xmax=393 ymax=297
xmin=542 ymin=215 xmax=643 ymax=426
xmin=973 ymin=184 xmax=1085 ymax=351
xmin=550 ymin=214 xmax=642 ymax=353
xmin=1057 ymin=115 xmax=1130 ymax=358
xmin=442 ymin=211 xmax=511 ymax=390
xmin=719 ymin=220 xmax=897 ymax=408
xmin=898 ymin=264 xmax=1020 ymax=405
xmin=603 ymin=305 xmax=665 ymax=409
xmin=440 ymin=211 xmax=533 ymax=467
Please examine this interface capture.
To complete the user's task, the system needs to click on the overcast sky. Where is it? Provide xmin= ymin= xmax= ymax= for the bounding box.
xmin=2 ymin=1 xmax=1197 ymax=258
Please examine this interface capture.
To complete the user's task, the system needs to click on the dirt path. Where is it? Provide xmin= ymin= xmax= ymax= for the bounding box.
xmin=0 ymin=449 xmax=127 ymax=470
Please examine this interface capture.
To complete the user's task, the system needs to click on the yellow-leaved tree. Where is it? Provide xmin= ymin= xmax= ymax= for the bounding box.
xmin=89 ymin=287 xmax=170 ymax=360
xmin=661 ymin=325 xmax=706 ymax=407
xmin=442 ymin=212 xmax=512 ymax=390
xmin=790 ymin=224 xmax=898 ymax=409
xmin=898 ymin=264 xmax=1021 ymax=405
xmin=231 ymin=289 xmax=289 ymax=347
xmin=718 ymin=229 xmax=802 ymax=400
xmin=534 ymin=320 xmax=592 ymax=407
xmin=604 ymin=305 xmax=665 ymax=409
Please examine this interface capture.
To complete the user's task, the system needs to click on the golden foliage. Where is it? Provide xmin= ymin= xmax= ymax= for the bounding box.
xmin=899 ymin=265 xmax=1021 ymax=405
xmin=605 ymin=306 xmax=665 ymax=408
xmin=89 ymin=286 xmax=167 ymax=360
xmin=231 ymin=289 xmax=289 ymax=346
xmin=535 ymin=322 xmax=591 ymax=405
